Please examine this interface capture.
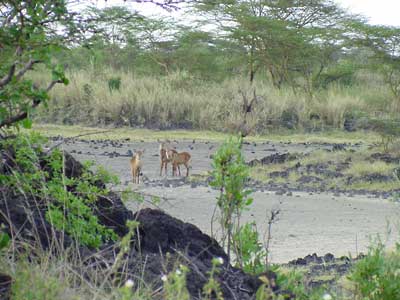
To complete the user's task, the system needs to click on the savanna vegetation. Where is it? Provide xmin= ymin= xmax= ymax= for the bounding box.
xmin=25 ymin=0 xmax=400 ymax=138
xmin=1 ymin=1 xmax=400 ymax=300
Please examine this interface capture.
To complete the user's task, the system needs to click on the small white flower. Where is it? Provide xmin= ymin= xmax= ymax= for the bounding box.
xmin=124 ymin=279 xmax=134 ymax=288
xmin=161 ymin=274 xmax=168 ymax=282
xmin=322 ymin=293 xmax=332 ymax=300
xmin=176 ymin=269 xmax=182 ymax=275
xmin=217 ymin=257 xmax=224 ymax=265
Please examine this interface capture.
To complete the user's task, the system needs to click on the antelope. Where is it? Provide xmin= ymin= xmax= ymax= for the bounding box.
xmin=130 ymin=150 xmax=144 ymax=184
xmin=171 ymin=151 xmax=191 ymax=177
xmin=159 ymin=142 xmax=178 ymax=176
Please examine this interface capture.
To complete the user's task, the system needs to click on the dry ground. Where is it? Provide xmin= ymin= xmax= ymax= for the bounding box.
xmin=58 ymin=137 xmax=400 ymax=263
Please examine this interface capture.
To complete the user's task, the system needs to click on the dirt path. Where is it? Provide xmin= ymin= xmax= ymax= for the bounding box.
xmin=59 ymin=138 xmax=399 ymax=263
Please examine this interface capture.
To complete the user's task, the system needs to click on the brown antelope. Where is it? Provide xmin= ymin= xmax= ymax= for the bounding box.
xmin=130 ymin=150 xmax=144 ymax=184
xmin=171 ymin=151 xmax=191 ymax=177
xmin=159 ymin=142 xmax=178 ymax=176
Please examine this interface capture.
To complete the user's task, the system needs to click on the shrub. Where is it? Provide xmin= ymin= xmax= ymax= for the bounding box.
xmin=348 ymin=241 xmax=400 ymax=300
xmin=0 ymin=133 xmax=118 ymax=248
xmin=210 ymin=136 xmax=253 ymax=263
xmin=108 ymin=76 xmax=122 ymax=92
xmin=366 ymin=118 xmax=400 ymax=152
xmin=232 ymin=222 xmax=266 ymax=274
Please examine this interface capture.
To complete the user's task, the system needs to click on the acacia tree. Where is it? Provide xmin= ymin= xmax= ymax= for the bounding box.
xmin=0 ymin=0 xmax=185 ymax=133
xmin=0 ymin=1 xmax=71 ymax=131
xmin=196 ymin=0 xmax=346 ymax=89
xmin=352 ymin=22 xmax=400 ymax=106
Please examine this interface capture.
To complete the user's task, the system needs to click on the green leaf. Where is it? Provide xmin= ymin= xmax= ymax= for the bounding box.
xmin=21 ymin=118 xmax=32 ymax=129
xmin=0 ymin=232 xmax=10 ymax=250
xmin=245 ymin=197 xmax=253 ymax=206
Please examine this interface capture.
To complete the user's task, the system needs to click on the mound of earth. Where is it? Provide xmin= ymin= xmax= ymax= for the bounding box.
xmin=0 ymin=146 xmax=292 ymax=299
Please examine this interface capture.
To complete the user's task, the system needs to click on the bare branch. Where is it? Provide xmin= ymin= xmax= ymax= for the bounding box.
xmin=46 ymin=79 xmax=63 ymax=93
xmin=264 ymin=208 xmax=280 ymax=268
xmin=0 ymin=64 xmax=16 ymax=89
xmin=122 ymin=0 xmax=186 ymax=11
xmin=0 ymin=79 xmax=63 ymax=128
xmin=15 ymin=59 xmax=42 ymax=80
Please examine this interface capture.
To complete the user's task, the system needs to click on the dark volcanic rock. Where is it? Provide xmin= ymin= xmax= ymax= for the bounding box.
xmin=323 ymin=253 xmax=335 ymax=263
xmin=0 ymin=273 xmax=12 ymax=300
xmin=95 ymin=191 xmax=134 ymax=237
xmin=362 ymin=173 xmax=393 ymax=182
xmin=297 ymin=175 xmax=323 ymax=184
xmin=1 ymin=148 xmax=286 ymax=300
xmin=247 ymin=153 xmax=297 ymax=166
xmin=64 ymin=152 xmax=85 ymax=178
xmin=344 ymin=116 xmax=357 ymax=132
xmin=332 ymin=143 xmax=346 ymax=151
xmin=0 ymin=187 xmax=75 ymax=250
xmin=269 ymin=171 xmax=290 ymax=178
xmin=132 ymin=208 xmax=270 ymax=299
xmin=370 ymin=152 xmax=400 ymax=164
xmin=134 ymin=208 xmax=227 ymax=261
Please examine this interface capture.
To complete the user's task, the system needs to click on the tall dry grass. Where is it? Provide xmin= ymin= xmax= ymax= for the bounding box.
xmin=33 ymin=68 xmax=395 ymax=133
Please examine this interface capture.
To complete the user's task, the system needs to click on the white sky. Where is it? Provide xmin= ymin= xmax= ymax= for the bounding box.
xmin=95 ymin=0 xmax=400 ymax=27
xmin=335 ymin=0 xmax=400 ymax=26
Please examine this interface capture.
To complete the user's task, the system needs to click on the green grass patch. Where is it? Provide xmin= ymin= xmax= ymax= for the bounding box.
xmin=249 ymin=145 xmax=400 ymax=194
xmin=348 ymin=180 xmax=399 ymax=192
xmin=265 ymin=129 xmax=380 ymax=144
xmin=299 ymin=149 xmax=352 ymax=166
xmin=344 ymin=161 xmax=396 ymax=177
xmin=249 ymin=164 xmax=289 ymax=182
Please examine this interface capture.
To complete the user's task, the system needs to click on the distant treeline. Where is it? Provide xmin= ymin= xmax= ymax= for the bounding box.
xmin=37 ymin=1 xmax=400 ymax=132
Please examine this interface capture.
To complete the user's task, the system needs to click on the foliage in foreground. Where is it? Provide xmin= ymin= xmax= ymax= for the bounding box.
xmin=2 ymin=133 xmax=400 ymax=299
xmin=0 ymin=133 xmax=118 ymax=248
xmin=348 ymin=241 xmax=400 ymax=299
xmin=210 ymin=136 xmax=253 ymax=264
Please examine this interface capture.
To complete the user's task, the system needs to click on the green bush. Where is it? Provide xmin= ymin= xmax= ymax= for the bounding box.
xmin=11 ymin=261 xmax=68 ymax=300
xmin=0 ymin=133 xmax=118 ymax=248
xmin=314 ymin=62 xmax=357 ymax=89
xmin=210 ymin=136 xmax=253 ymax=263
xmin=348 ymin=242 xmax=400 ymax=300
xmin=366 ymin=118 xmax=400 ymax=152
xmin=108 ymin=76 xmax=122 ymax=92
xmin=233 ymin=222 xmax=266 ymax=274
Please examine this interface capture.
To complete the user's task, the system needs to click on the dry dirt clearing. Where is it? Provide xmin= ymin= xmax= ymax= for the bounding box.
xmin=60 ymin=138 xmax=400 ymax=263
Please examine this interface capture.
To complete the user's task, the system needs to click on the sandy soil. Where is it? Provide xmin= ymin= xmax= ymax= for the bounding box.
xmin=59 ymin=138 xmax=399 ymax=263
xmin=129 ymin=186 xmax=399 ymax=263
